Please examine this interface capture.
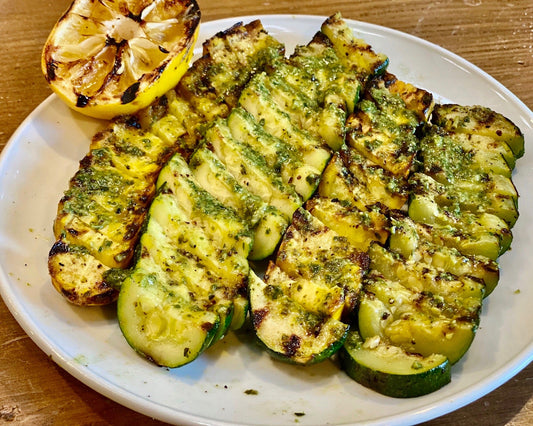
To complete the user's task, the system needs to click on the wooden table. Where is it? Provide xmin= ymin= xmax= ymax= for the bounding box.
xmin=0 ymin=0 xmax=531 ymax=424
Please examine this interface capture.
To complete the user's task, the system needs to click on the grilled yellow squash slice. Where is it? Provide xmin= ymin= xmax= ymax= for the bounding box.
xmin=49 ymin=119 xmax=175 ymax=305
xmin=249 ymin=209 xmax=367 ymax=364
xmin=249 ymin=268 xmax=349 ymax=365
xmin=275 ymin=208 xmax=369 ymax=319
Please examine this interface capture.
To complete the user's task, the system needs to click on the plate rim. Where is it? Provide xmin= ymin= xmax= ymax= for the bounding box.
xmin=1 ymin=13 xmax=532 ymax=426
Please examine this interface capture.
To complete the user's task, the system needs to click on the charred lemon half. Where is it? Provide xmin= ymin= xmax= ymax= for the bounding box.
xmin=42 ymin=0 xmax=200 ymax=120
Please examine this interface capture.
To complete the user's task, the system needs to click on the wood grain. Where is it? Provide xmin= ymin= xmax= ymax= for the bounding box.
xmin=0 ymin=0 xmax=531 ymax=424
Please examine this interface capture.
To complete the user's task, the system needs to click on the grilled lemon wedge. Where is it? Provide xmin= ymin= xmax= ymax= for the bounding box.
xmin=41 ymin=0 xmax=200 ymax=119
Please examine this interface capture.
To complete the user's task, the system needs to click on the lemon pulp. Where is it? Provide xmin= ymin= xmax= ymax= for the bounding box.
xmin=42 ymin=0 xmax=201 ymax=119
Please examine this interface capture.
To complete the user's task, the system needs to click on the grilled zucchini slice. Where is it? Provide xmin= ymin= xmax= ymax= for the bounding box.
xmin=408 ymin=173 xmax=512 ymax=259
xmin=432 ymin=174 xmax=518 ymax=227
xmin=431 ymin=104 xmax=524 ymax=158
xmin=375 ymin=73 xmax=435 ymax=122
xmin=419 ymin=127 xmax=513 ymax=182
xmin=249 ymin=268 xmax=349 ymax=365
xmin=205 ymin=119 xmax=302 ymax=220
xmin=389 ymin=212 xmax=500 ymax=296
xmin=415 ymin=122 xmax=519 ymax=227
xmin=306 ymin=196 xmax=389 ymax=251
xmin=446 ymin=179 xmax=516 ymax=227
xmin=340 ymin=330 xmax=451 ymax=398
xmin=359 ymin=269 xmax=480 ymax=365
xmin=287 ymin=32 xmax=358 ymax=149
xmin=267 ymin=261 xmax=345 ymax=319
xmin=189 ymin=146 xmax=268 ymax=226
xmin=348 ymin=110 xmax=416 ymax=174
xmin=255 ymin=67 xmax=344 ymax=151
xmin=49 ymin=120 xmax=174 ymax=305
xmin=155 ymin=155 xmax=253 ymax=261
xmin=145 ymin=93 xmax=204 ymax=156
xmin=318 ymin=148 xmax=409 ymax=211
xmin=118 ymin=154 xmax=252 ymax=367
xmin=412 ymin=164 xmax=518 ymax=225
xmin=238 ymin=74 xmax=332 ymax=173
xmin=339 ymin=146 xmax=410 ymax=209
xmin=188 ymin=146 xmax=287 ymax=260
xmin=178 ymin=19 xmax=284 ymax=119
xmin=320 ymin=12 xmax=389 ymax=80
xmin=320 ymin=71 xmax=430 ymax=220
xmin=346 ymin=80 xmax=422 ymax=178
xmin=118 ymin=214 xmax=227 ymax=367
xmin=227 ymin=107 xmax=322 ymax=201
xmin=249 ymin=208 xmax=368 ymax=365
xmin=368 ymin=242 xmax=484 ymax=317
xmin=48 ymin=241 xmax=112 ymax=305
xmin=357 ymin=241 xmax=484 ymax=365
xmin=289 ymin=31 xmax=361 ymax=115
xmin=54 ymin=120 xmax=174 ymax=263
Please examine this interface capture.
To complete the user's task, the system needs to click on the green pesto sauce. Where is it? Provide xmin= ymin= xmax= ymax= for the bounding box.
xmin=297 ymin=309 xmax=323 ymax=333
xmin=104 ymin=267 xmax=132 ymax=289
xmin=268 ymin=74 xmax=319 ymax=112
xmin=62 ymin=166 xmax=136 ymax=228
xmin=112 ymin=137 xmax=146 ymax=157
xmin=230 ymin=133 xmax=298 ymax=197
xmin=188 ymin=178 xmax=240 ymax=221
xmin=421 ymin=133 xmax=474 ymax=182
xmin=249 ymin=119 xmax=303 ymax=166
xmin=370 ymin=88 xmax=419 ymax=127
xmin=71 ymin=167 xmax=133 ymax=195
xmin=67 ymin=244 xmax=91 ymax=255
xmin=264 ymin=284 xmax=283 ymax=300
xmin=291 ymin=48 xmax=343 ymax=81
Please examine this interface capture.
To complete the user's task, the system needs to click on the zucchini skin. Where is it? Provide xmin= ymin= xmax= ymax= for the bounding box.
xmin=340 ymin=331 xmax=451 ymax=398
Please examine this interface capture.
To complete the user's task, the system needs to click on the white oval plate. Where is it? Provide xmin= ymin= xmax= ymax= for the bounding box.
xmin=0 ymin=15 xmax=532 ymax=426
